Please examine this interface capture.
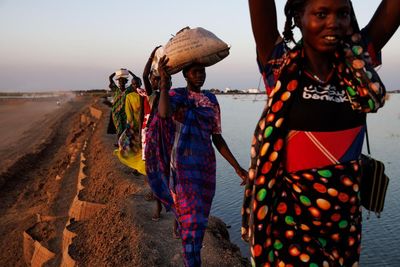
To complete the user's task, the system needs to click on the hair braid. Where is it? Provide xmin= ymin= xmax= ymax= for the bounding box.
xmin=283 ymin=0 xmax=308 ymax=44
xmin=283 ymin=5 xmax=295 ymax=43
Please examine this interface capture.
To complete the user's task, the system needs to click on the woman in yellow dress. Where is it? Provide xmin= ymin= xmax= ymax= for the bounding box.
xmin=114 ymin=76 xmax=149 ymax=175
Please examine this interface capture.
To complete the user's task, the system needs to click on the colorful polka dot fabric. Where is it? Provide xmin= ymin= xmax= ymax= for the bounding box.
xmin=242 ymin=32 xmax=386 ymax=266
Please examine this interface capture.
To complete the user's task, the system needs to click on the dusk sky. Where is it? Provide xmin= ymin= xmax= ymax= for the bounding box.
xmin=1 ymin=0 xmax=399 ymax=92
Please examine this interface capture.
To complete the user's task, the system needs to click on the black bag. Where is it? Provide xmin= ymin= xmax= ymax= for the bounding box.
xmin=360 ymin=154 xmax=389 ymax=216
xmin=359 ymin=125 xmax=389 ymax=217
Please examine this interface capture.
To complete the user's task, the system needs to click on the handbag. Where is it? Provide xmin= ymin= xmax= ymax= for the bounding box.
xmin=360 ymin=125 xmax=389 ymax=217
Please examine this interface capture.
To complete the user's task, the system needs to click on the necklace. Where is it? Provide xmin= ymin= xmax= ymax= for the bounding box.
xmin=304 ymin=68 xmax=335 ymax=84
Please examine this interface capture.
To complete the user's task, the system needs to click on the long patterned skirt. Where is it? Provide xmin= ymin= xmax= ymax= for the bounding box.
xmin=243 ymin=161 xmax=362 ymax=266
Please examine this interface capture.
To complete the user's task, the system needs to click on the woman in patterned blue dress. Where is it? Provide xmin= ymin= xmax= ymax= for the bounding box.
xmin=145 ymin=56 xmax=248 ymax=267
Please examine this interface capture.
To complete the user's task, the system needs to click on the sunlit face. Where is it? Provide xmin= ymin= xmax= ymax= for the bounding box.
xmin=185 ymin=65 xmax=206 ymax=90
xmin=299 ymin=0 xmax=352 ymax=54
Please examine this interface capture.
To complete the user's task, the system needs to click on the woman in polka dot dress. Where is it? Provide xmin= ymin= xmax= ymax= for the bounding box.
xmin=243 ymin=0 xmax=399 ymax=266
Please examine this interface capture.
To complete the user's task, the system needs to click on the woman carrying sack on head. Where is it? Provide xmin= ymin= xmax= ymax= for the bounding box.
xmin=145 ymin=55 xmax=248 ymax=267
xmin=109 ymin=69 xmax=134 ymax=138
xmin=142 ymin=46 xmax=164 ymax=221
xmin=243 ymin=0 xmax=399 ymax=266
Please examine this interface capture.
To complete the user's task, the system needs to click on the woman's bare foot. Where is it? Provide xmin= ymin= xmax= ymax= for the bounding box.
xmin=152 ymin=199 xmax=162 ymax=222
xmin=172 ymin=219 xmax=180 ymax=239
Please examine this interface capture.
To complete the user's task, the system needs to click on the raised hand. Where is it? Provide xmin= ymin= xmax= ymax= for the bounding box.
xmin=158 ymin=55 xmax=171 ymax=90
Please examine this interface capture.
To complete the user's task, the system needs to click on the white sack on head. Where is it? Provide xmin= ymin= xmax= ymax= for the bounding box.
xmin=163 ymin=27 xmax=230 ymax=74
xmin=115 ymin=68 xmax=129 ymax=79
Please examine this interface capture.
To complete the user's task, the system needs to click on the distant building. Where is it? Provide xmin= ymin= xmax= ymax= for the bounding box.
xmin=223 ymin=87 xmax=245 ymax=94
xmin=246 ymin=88 xmax=261 ymax=94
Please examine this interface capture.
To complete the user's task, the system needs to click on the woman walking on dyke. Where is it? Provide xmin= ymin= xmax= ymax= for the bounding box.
xmin=142 ymin=46 xmax=164 ymax=221
xmin=243 ymin=0 xmax=399 ymax=266
xmin=130 ymin=75 xmax=152 ymax=162
xmin=114 ymin=75 xmax=150 ymax=175
xmin=145 ymin=56 xmax=248 ymax=266
xmin=109 ymin=69 xmax=134 ymax=138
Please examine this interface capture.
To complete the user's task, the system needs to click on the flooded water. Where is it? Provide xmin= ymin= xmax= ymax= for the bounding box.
xmin=211 ymin=93 xmax=400 ymax=266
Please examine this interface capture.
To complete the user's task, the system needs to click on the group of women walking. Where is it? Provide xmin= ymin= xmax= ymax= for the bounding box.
xmin=108 ymin=0 xmax=399 ymax=266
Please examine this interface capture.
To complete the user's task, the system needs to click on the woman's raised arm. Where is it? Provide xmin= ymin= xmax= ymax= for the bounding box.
xmin=157 ymin=56 xmax=171 ymax=118
xmin=143 ymin=46 xmax=161 ymax=96
xmin=248 ymin=0 xmax=280 ymax=66
xmin=365 ymin=0 xmax=400 ymax=52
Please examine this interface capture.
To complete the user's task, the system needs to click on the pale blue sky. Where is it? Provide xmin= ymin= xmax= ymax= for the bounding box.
xmin=0 ymin=0 xmax=399 ymax=92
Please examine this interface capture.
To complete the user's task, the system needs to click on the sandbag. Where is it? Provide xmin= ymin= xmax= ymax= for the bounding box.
xmin=153 ymin=27 xmax=230 ymax=75
xmin=115 ymin=68 xmax=129 ymax=79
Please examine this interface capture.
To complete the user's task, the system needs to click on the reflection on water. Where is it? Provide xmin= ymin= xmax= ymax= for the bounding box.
xmin=211 ymin=94 xmax=400 ymax=266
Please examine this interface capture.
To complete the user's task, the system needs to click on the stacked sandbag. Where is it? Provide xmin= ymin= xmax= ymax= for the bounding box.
xmin=152 ymin=27 xmax=230 ymax=75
